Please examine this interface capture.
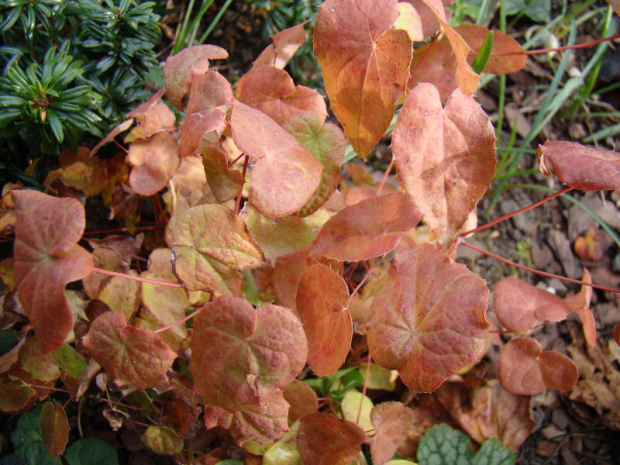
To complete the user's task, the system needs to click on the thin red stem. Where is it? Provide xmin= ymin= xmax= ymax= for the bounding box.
xmin=93 ymin=267 xmax=183 ymax=288
xmin=154 ymin=306 xmax=204 ymax=333
xmin=113 ymin=139 xmax=129 ymax=154
xmin=460 ymin=187 xmax=572 ymax=238
xmin=459 ymin=240 xmax=620 ymax=294
xmin=356 ymin=351 xmax=372 ymax=425
xmin=376 ymin=159 xmax=394 ymax=196
xmin=346 ymin=267 xmax=372 ymax=309
xmin=229 ymin=153 xmax=245 ymax=168
xmin=234 ymin=155 xmax=249 ymax=215
xmin=494 ymin=34 xmax=620 ymax=56
xmin=83 ymin=225 xmax=159 ymax=236
xmin=410 ymin=32 xmax=440 ymax=77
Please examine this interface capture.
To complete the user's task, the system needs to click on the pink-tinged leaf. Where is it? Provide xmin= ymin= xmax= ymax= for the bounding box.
xmin=179 ymin=111 xmax=227 ymax=158
xmin=392 ymin=83 xmax=496 ymax=249
xmin=13 ymin=190 xmax=94 ymax=354
xmin=283 ymin=113 xmax=346 ymax=217
xmin=253 ymin=23 xmax=307 ymax=69
xmin=367 ymin=244 xmax=489 ymax=393
xmin=297 ymin=412 xmax=365 ymax=465
xmin=241 ymin=205 xmax=329 ymax=260
xmin=537 ymin=141 xmax=620 ymax=191
xmin=125 ymin=101 xmax=176 ymax=143
xmin=370 ymin=401 xmax=417 ymax=465
xmin=127 ymin=88 xmax=166 ymax=118
xmin=296 ymin=264 xmax=351 ymax=376
xmin=41 ymin=401 xmax=69 ymax=459
xmin=283 ymin=380 xmax=318 ymax=423
xmin=202 ymin=145 xmax=244 ymax=203
xmin=493 ymin=277 xmax=570 ymax=334
xmin=231 ymin=101 xmax=323 ymax=217
xmin=189 ymin=297 xmax=307 ymax=413
xmin=44 ymin=147 xmax=108 ymax=197
xmin=237 ymin=66 xmax=327 ymax=126
xmin=171 ymin=204 xmax=264 ymax=296
xmin=186 ymin=70 xmax=233 ymax=115
xmin=564 ymin=268 xmax=596 ymax=347
xmin=82 ymin=311 xmax=176 ymax=390
xmin=498 ymin=337 xmax=578 ymax=396
xmin=455 ymin=24 xmax=527 ymax=74
xmin=0 ymin=376 xmax=36 ymax=412
xmin=128 ymin=131 xmax=180 ymax=196
xmin=408 ymin=37 xmax=459 ymax=103
xmin=205 ymin=389 xmax=290 ymax=445
xmin=91 ymin=119 xmax=133 ymax=157
xmin=314 ymin=0 xmax=412 ymax=158
xmin=309 ymin=192 xmax=420 ymax=261
xmin=164 ymin=45 xmax=229 ymax=110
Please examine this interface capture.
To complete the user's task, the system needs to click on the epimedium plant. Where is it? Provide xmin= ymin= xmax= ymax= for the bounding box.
xmin=1 ymin=0 xmax=620 ymax=463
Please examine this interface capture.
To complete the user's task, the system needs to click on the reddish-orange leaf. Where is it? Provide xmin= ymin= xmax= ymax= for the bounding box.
xmin=297 ymin=413 xmax=365 ymax=465
xmin=455 ymin=24 xmax=527 ymax=74
xmin=13 ymin=190 xmax=94 ymax=354
xmin=127 ymin=131 xmax=180 ymax=196
xmin=408 ymin=37 xmax=460 ymax=103
xmin=308 ymin=192 xmax=420 ymax=261
xmin=493 ymin=277 xmax=570 ymax=334
xmin=614 ymin=322 xmax=620 ymax=345
xmin=537 ymin=140 xmax=620 ymax=191
xmin=189 ymin=297 xmax=307 ymax=413
xmin=574 ymin=227 xmax=605 ymax=261
xmin=370 ymin=402 xmax=417 ymax=465
xmin=171 ymin=204 xmax=265 ymax=296
xmin=41 ymin=401 xmax=69 ymax=459
xmin=253 ymin=22 xmax=307 ymax=69
xmin=202 ymin=145 xmax=244 ymax=203
xmin=205 ymin=389 xmax=290 ymax=445
xmin=314 ymin=0 xmax=412 ymax=158
xmin=231 ymin=101 xmax=323 ymax=217
xmin=164 ymin=45 xmax=229 ymax=110
xmin=0 ymin=376 xmax=36 ymax=412
xmin=125 ymin=101 xmax=176 ymax=143
xmin=237 ymin=66 xmax=326 ymax=126
xmin=564 ymin=268 xmax=596 ymax=348
xmin=498 ymin=337 xmax=578 ymax=395
xmin=82 ymin=311 xmax=177 ymax=389
xmin=367 ymin=244 xmax=489 ymax=392
xmin=392 ymin=83 xmax=496 ymax=249
xmin=283 ymin=380 xmax=318 ymax=423
xmin=296 ymin=264 xmax=351 ymax=376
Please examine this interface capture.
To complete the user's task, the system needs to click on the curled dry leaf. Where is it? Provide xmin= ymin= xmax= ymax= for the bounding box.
xmin=82 ymin=311 xmax=177 ymax=390
xmin=314 ymin=0 xmax=412 ymax=158
xmin=296 ymin=264 xmax=351 ymax=376
xmin=297 ymin=412 xmax=365 ymax=465
xmin=564 ymin=268 xmax=596 ymax=348
xmin=392 ymin=83 xmax=496 ymax=250
xmin=44 ymin=147 xmax=109 ymax=197
xmin=367 ymin=244 xmax=489 ymax=392
xmin=164 ymin=44 xmax=229 ymax=110
xmin=493 ymin=277 xmax=570 ymax=334
xmin=498 ymin=337 xmax=578 ymax=396
xmin=171 ymin=204 xmax=264 ymax=297
xmin=189 ymin=297 xmax=307 ymax=413
xmin=253 ymin=22 xmax=307 ymax=69
xmin=13 ymin=190 xmax=94 ymax=354
xmin=537 ymin=141 xmax=620 ymax=191
xmin=308 ymin=192 xmax=420 ymax=261
xmin=231 ymin=101 xmax=323 ymax=217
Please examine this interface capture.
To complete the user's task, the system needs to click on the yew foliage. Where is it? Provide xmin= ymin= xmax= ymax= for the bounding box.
xmin=2 ymin=0 xmax=619 ymax=462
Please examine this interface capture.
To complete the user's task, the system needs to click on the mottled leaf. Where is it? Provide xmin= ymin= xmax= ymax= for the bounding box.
xmin=142 ymin=426 xmax=183 ymax=455
xmin=498 ymin=337 xmax=578 ymax=396
xmin=13 ymin=190 xmax=94 ymax=353
xmin=309 ymin=192 xmax=420 ymax=261
xmin=314 ymin=0 xmax=412 ymax=158
xmin=367 ymin=244 xmax=489 ymax=392
xmin=164 ymin=45 xmax=229 ymax=110
xmin=0 ymin=376 xmax=36 ymax=412
xmin=370 ymin=402 xmax=417 ymax=465
xmin=253 ymin=23 xmax=307 ymax=69
xmin=171 ymin=204 xmax=264 ymax=296
xmin=297 ymin=413 xmax=365 ymax=465
xmin=282 ymin=380 xmax=318 ymax=423
xmin=392 ymin=84 xmax=496 ymax=249
xmin=231 ymin=101 xmax=323 ymax=217
xmin=82 ymin=311 xmax=176 ymax=389
xmin=493 ymin=277 xmax=570 ymax=334
xmin=296 ymin=264 xmax=351 ymax=376
xmin=41 ymin=401 xmax=69 ymax=459
xmin=189 ymin=297 xmax=307 ymax=413
xmin=537 ymin=140 xmax=620 ymax=191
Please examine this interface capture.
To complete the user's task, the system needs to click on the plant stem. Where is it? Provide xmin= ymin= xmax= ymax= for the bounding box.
xmin=235 ymin=155 xmax=249 ymax=215
xmin=376 ymin=159 xmax=394 ymax=196
xmin=154 ymin=306 xmax=204 ymax=333
xmin=92 ymin=267 xmax=183 ymax=288
xmin=494 ymin=34 xmax=620 ymax=56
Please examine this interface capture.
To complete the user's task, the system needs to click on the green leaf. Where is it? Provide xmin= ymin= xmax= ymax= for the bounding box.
xmin=504 ymin=0 xmax=550 ymax=22
xmin=11 ymin=405 xmax=62 ymax=465
xmin=471 ymin=31 xmax=494 ymax=75
xmin=64 ymin=439 xmax=119 ymax=465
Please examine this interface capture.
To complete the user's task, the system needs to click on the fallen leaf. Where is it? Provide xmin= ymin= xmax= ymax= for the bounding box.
xmin=392 ymin=83 xmax=496 ymax=249
xmin=82 ymin=311 xmax=177 ymax=389
xmin=314 ymin=0 xmax=412 ymax=158
xmin=13 ymin=190 xmax=94 ymax=353
xmin=297 ymin=413 xmax=365 ymax=465
xmin=296 ymin=264 xmax=351 ymax=376
xmin=564 ymin=268 xmax=596 ymax=348
xmin=574 ymin=227 xmax=605 ymax=261
xmin=367 ymin=244 xmax=489 ymax=392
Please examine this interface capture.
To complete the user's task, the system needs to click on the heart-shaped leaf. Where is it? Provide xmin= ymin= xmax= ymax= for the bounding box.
xmin=13 ymin=190 xmax=94 ymax=353
xmin=367 ymin=244 xmax=489 ymax=392
xmin=314 ymin=0 xmax=412 ymax=158
xmin=82 ymin=311 xmax=177 ymax=390
xmin=296 ymin=264 xmax=351 ymax=376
